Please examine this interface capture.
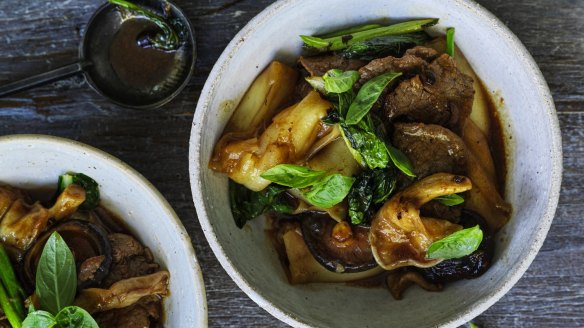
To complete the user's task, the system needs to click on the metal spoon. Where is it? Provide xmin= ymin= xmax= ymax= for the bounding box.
xmin=0 ymin=0 xmax=196 ymax=110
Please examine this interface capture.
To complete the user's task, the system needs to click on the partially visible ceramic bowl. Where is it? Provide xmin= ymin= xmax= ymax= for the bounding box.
xmin=189 ymin=0 xmax=562 ymax=327
xmin=0 ymin=134 xmax=207 ymax=327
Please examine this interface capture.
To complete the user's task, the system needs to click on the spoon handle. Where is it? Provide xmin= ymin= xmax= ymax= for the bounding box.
xmin=0 ymin=62 xmax=86 ymax=97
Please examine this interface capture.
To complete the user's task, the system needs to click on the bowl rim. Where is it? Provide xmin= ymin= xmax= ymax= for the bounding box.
xmin=189 ymin=0 xmax=563 ymax=326
xmin=0 ymin=133 xmax=208 ymax=327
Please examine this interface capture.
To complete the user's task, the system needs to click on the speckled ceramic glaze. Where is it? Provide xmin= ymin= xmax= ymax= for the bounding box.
xmin=189 ymin=0 xmax=562 ymax=327
xmin=0 ymin=135 xmax=207 ymax=328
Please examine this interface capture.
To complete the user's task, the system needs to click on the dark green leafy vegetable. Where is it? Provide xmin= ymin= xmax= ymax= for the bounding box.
xmin=35 ymin=232 xmax=77 ymax=314
xmin=339 ymin=32 xmax=431 ymax=60
xmin=386 ymin=144 xmax=416 ymax=178
xmin=305 ymin=76 xmax=326 ymax=94
xmin=341 ymin=124 xmax=389 ymax=169
xmin=22 ymin=310 xmax=56 ymax=328
xmin=260 ymin=164 xmax=327 ymax=188
xmin=317 ymin=23 xmax=382 ymax=38
xmin=0 ymin=243 xmax=25 ymax=319
xmin=229 ymin=181 xmax=294 ymax=228
xmin=322 ymin=69 xmax=360 ymax=94
xmin=108 ymin=0 xmax=185 ymax=51
xmin=435 ymin=193 xmax=465 ymax=206
xmin=345 ymin=72 xmax=402 ymax=125
xmin=469 ymin=322 xmax=480 ymax=328
xmin=303 ymin=174 xmax=355 ymax=208
xmin=54 ymin=306 xmax=99 ymax=328
xmin=347 ymin=167 xmax=396 ymax=224
xmin=337 ymin=90 xmax=356 ymax=117
xmin=57 ymin=173 xmax=100 ymax=210
xmin=426 ymin=225 xmax=483 ymax=260
xmin=23 ymin=306 xmax=98 ymax=328
xmin=322 ymin=109 xmax=342 ymax=125
xmin=446 ymin=27 xmax=455 ymax=57
xmin=301 ymin=18 xmax=439 ymax=52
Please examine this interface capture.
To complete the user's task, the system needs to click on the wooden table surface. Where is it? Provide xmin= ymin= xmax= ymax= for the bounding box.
xmin=0 ymin=0 xmax=582 ymax=327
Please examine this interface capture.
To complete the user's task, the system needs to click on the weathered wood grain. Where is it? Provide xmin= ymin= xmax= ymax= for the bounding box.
xmin=0 ymin=0 xmax=582 ymax=327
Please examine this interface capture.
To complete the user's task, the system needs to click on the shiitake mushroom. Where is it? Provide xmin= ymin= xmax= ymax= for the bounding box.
xmin=22 ymin=219 xmax=112 ymax=291
xmin=416 ymin=209 xmax=494 ymax=283
xmin=300 ymin=212 xmax=377 ymax=273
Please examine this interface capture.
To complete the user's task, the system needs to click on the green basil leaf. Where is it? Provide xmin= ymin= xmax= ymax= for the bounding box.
xmin=229 ymin=182 xmax=294 ymax=229
xmin=469 ymin=323 xmax=480 ymax=328
xmin=22 ymin=310 xmax=56 ymax=328
xmin=341 ymin=124 xmax=389 ymax=169
xmin=345 ymin=72 xmax=402 ymax=125
xmin=261 ymin=164 xmax=327 ymax=188
xmin=303 ymin=174 xmax=355 ymax=208
xmin=435 ymin=193 xmax=465 ymax=206
xmin=347 ymin=168 xmax=396 ymax=225
xmin=36 ymin=232 xmax=77 ymax=314
xmin=305 ymin=76 xmax=326 ymax=94
xmin=322 ymin=69 xmax=360 ymax=94
xmin=337 ymin=90 xmax=356 ymax=118
xmin=446 ymin=27 xmax=455 ymax=57
xmin=371 ymin=167 xmax=397 ymax=204
xmin=426 ymin=225 xmax=483 ymax=260
xmin=57 ymin=173 xmax=100 ymax=210
xmin=322 ymin=110 xmax=342 ymax=125
xmin=386 ymin=144 xmax=416 ymax=178
xmin=55 ymin=306 xmax=98 ymax=328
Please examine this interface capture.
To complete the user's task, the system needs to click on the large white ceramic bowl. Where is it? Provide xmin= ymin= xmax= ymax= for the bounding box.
xmin=189 ymin=0 xmax=562 ymax=327
xmin=0 ymin=134 xmax=207 ymax=327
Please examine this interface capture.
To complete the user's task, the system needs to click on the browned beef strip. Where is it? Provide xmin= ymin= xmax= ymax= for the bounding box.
xmin=392 ymin=123 xmax=468 ymax=220
xmin=357 ymin=46 xmax=439 ymax=87
xmin=298 ymin=55 xmax=366 ymax=77
xmin=384 ymin=54 xmax=474 ymax=131
xmin=102 ymin=234 xmax=159 ymax=287
xmin=94 ymin=296 xmax=162 ymax=328
xmin=78 ymin=255 xmax=106 ymax=286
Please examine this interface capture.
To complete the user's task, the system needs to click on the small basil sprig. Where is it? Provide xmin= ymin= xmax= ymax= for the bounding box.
xmin=322 ymin=69 xmax=360 ymax=94
xmin=35 ymin=233 xmax=77 ymax=314
xmin=261 ymin=164 xmax=355 ymax=209
xmin=23 ymin=306 xmax=98 ymax=328
xmin=446 ymin=27 xmax=455 ymax=57
xmin=341 ymin=124 xmax=389 ymax=169
xmin=426 ymin=225 xmax=483 ymax=260
xmin=300 ymin=18 xmax=439 ymax=51
xmin=386 ymin=144 xmax=416 ymax=178
xmin=348 ymin=167 xmax=396 ymax=224
xmin=435 ymin=193 xmax=465 ymax=206
xmin=23 ymin=232 xmax=99 ymax=328
xmin=57 ymin=173 xmax=100 ymax=210
xmin=345 ymin=72 xmax=402 ymax=125
xmin=303 ymin=174 xmax=355 ymax=208
xmin=260 ymin=164 xmax=326 ymax=188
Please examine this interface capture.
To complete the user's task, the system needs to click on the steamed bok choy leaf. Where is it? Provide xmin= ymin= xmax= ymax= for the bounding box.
xmin=57 ymin=173 xmax=100 ymax=210
xmin=317 ymin=23 xmax=383 ymax=38
xmin=301 ymin=18 xmax=439 ymax=52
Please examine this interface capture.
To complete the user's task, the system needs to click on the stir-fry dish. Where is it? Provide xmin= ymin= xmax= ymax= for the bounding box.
xmin=210 ymin=18 xmax=512 ymax=298
xmin=0 ymin=173 xmax=169 ymax=328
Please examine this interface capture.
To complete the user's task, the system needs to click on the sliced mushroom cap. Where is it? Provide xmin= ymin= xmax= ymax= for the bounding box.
xmin=300 ymin=213 xmax=377 ymax=273
xmin=370 ymin=173 xmax=472 ymax=270
xmin=23 ymin=219 xmax=112 ymax=291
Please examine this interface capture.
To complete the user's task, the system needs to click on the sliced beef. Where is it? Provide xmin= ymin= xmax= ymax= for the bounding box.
xmin=357 ymin=46 xmax=439 ymax=87
xmin=78 ymin=255 xmax=106 ymax=287
xmin=392 ymin=123 xmax=467 ymax=178
xmin=102 ymin=233 xmax=159 ymax=287
xmin=94 ymin=296 xmax=163 ymax=328
xmin=298 ymin=55 xmax=366 ymax=77
xmin=393 ymin=123 xmax=468 ymax=220
xmin=384 ymin=54 xmax=474 ymax=131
